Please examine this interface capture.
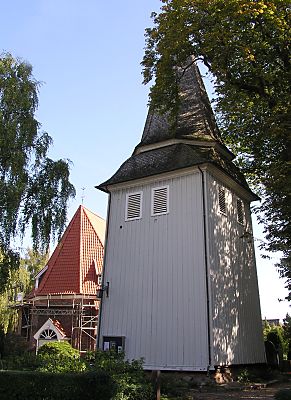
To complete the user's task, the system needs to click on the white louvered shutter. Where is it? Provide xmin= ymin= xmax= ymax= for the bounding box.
xmin=151 ymin=186 xmax=169 ymax=216
xmin=237 ymin=198 xmax=244 ymax=224
xmin=218 ymin=186 xmax=226 ymax=215
xmin=125 ymin=192 xmax=142 ymax=221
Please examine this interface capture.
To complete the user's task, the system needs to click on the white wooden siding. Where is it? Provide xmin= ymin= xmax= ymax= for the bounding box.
xmin=205 ymin=172 xmax=266 ymax=365
xmin=100 ymin=172 xmax=209 ymax=370
xmin=99 ymin=166 xmax=265 ymax=370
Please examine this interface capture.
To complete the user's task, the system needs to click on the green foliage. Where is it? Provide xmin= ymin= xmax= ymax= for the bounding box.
xmin=263 ymin=322 xmax=286 ymax=352
xmin=283 ymin=314 xmax=291 ymax=341
xmin=0 ymin=53 xmax=75 ymax=291
xmin=37 ymin=340 xmax=79 ymax=358
xmin=0 ymin=269 xmax=25 ymax=333
xmin=0 ymin=370 xmax=115 ymax=400
xmin=37 ymin=341 xmax=86 ymax=373
xmin=0 ymin=341 xmax=84 ymax=372
xmin=0 ymin=247 xmax=19 ymax=294
xmin=274 ymin=388 xmax=291 ymax=400
xmin=0 ymin=351 xmax=38 ymax=371
xmin=159 ymin=373 xmax=194 ymax=397
xmin=237 ymin=368 xmax=250 ymax=383
xmin=0 ymin=346 xmax=152 ymax=399
xmin=0 ymin=248 xmax=48 ymax=333
xmin=1 ymin=332 xmax=29 ymax=357
xmin=282 ymin=314 xmax=291 ymax=359
xmin=89 ymin=350 xmax=153 ymax=400
xmin=20 ymin=248 xmax=49 ymax=293
xmin=142 ymin=0 xmax=291 ymax=298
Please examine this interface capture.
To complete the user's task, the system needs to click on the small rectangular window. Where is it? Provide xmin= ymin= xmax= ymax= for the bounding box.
xmin=237 ymin=198 xmax=244 ymax=224
xmin=151 ymin=186 xmax=169 ymax=216
xmin=125 ymin=192 xmax=142 ymax=221
xmin=218 ymin=187 xmax=226 ymax=215
xmin=103 ymin=336 xmax=125 ymax=353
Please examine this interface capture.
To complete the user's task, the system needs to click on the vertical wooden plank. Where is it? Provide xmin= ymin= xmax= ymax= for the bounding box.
xmin=100 ymin=172 xmax=210 ymax=370
xmin=206 ymin=172 xmax=265 ymax=365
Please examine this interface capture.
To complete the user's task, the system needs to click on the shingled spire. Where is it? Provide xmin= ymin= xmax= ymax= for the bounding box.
xmin=97 ymin=60 xmax=255 ymax=198
xmin=139 ymin=60 xmax=221 ymax=146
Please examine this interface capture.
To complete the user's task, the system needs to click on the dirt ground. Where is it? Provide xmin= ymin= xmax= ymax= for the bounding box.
xmin=189 ymin=381 xmax=291 ymax=400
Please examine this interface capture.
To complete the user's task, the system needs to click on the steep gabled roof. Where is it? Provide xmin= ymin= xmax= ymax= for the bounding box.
xmin=35 ymin=205 xmax=105 ymax=296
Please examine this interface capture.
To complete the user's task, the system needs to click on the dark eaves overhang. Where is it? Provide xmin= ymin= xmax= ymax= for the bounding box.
xmin=95 ymin=143 xmax=259 ymax=201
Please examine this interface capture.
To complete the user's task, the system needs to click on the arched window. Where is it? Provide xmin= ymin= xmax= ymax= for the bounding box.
xmin=39 ymin=329 xmax=57 ymax=340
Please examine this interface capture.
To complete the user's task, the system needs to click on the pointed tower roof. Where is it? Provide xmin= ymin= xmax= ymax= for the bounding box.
xmin=97 ymin=60 xmax=256 ymax=198
xmin=35 ymin=205 xmax=105 ymax=296
xmin=139 ymin=60 xmax=221 ymax=146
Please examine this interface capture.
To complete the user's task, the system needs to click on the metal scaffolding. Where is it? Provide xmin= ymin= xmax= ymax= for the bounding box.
xmin=19 ymin=294 xmax=99 ymax=353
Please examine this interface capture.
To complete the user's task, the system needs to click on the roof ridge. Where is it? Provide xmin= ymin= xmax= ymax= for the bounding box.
xmin=79 ymin=206 xmax=84 ymax=294
xmin=82 ymin=207 xmax=104 ymax=245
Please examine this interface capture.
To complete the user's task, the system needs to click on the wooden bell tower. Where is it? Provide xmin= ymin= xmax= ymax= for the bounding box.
xmin=96 ymin=60 xmax=266 ymax=371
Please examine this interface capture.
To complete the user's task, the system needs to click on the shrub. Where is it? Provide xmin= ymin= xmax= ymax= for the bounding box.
xmin=36 ymin=341 xmax=86 ymax=373
xmin=0 ymin=370 xmax=115 ymax=400
xmin=89 ymin=350 xmax=154 ymax=400
xmin=37 ymin=341 xmax=79 ymax=358
xmin=2 ymin=332 xmax=29 ymax=356
xmin=237 ymin=368 xmax=250 ymax=383
xmin=274 ymin=389 xmax=291 ymax=400
xmin=159 ymin=373 xmax=192 ymax=397
xmin=0 ymin=351 xmax=38 ymax=371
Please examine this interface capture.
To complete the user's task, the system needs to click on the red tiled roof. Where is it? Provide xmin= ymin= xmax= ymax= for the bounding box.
xmin=36 ymin=205 xmax=105 ymax=296
xmin=50 ymin=318 xmax=67 ymax=337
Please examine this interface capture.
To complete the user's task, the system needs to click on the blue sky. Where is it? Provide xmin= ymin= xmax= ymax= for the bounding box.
xmin=1 ymin=0 xmax=289 ymax=319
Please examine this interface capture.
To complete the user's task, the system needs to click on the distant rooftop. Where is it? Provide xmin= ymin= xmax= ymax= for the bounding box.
xmin=35 ymin=205 xmax=105 ymax=296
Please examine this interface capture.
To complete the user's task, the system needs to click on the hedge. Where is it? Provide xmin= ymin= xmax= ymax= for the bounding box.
xmin=0 ymin=370 xmax=116 ymax=400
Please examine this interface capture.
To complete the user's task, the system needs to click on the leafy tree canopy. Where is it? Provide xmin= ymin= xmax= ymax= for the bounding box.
xmin=0 ymin=248 xmax=48 ymax=333
xmin=142 ymin=0 xmax=291 ymax=298
xmin=0 ymin=263 xmax=29 ymax=333
xmin=20 ymin=248 xmax=49 ymax=293
xmin=0 ymin=53 xmax=75 ymax=290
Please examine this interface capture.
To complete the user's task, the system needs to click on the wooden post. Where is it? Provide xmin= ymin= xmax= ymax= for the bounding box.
xmin=151 ymin=370 xmax=161 ymax=400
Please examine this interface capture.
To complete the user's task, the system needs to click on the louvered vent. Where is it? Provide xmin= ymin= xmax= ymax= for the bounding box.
xmin=152 ymin=186 xmax=169 ymax=216
xmin=237 ymin=198 xmax=244 ymax=224
xmin=125 ymin=192 xmax=142 ymax=221
xmin=219 ymin=187 xmax=226 ymax=215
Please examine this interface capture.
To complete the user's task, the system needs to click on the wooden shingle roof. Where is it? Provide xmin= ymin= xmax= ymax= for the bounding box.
xmin=99 ymin=143 xmax=249 ymax=191
xmin=35 ymin=205 xmax=105 ymax=296
xmin=138 ymin=61 xmax=221 ymax=146
xmin=97 ymin=59 xmax=256 ymax=199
